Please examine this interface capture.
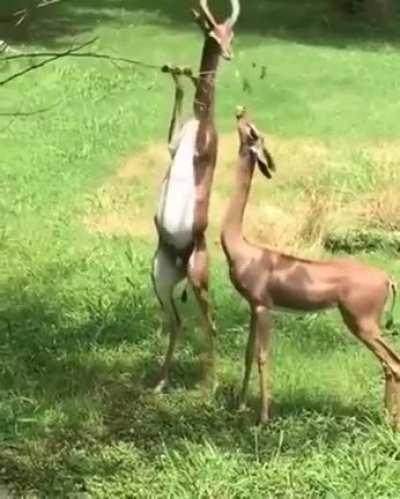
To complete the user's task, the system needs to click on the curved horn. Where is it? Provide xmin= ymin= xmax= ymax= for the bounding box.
xmin=227 ymin=0 xmax=240 ymax=27
xmin=199 ymin=0 xmax=217 ymax=27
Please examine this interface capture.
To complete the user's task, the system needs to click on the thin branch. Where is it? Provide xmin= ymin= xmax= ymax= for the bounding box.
xmin=0 ymin=114 xmax=17 ymax=134
xmin=4 ymin=49 xmax=218 ymax=77
xmin=2 ymin=48 xmax=218 ymax=78
xmin=3 ymin=50 xmax=165 ymax=71
xmin=0 ymin=37 xmax=98 ymax=87
xmin=0 ymin=39 xmax=20 ymax=55
xmin=14 ymin=0 xmax=60 ymax=27
xmin=0 ymin=0 xmax=59 ymax=25
xmin=0 ymin=101 xmax=60 ymax=117
xmin=1 ymin=38 xmax=221 ymax=90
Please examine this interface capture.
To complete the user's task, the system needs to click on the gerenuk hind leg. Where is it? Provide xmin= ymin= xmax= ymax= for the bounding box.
xmin=151 ymin=245 xmax=185 ymax=392
xmin=341 ymin=310 xmax=400 ymax=431
xmin=188 ymin=236 xmax=217 ymax=390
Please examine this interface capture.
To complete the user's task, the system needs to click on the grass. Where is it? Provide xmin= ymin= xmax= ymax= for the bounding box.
xmin=1 ymin=0 xmax=400 ymax=496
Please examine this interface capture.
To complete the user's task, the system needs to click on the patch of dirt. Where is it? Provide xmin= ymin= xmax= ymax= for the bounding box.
xmin=367 ymin=141 xmax=400 ymax=165
xmin=83 ymin=133 xmax=332 ymax=255
xmin=83 ymin=133 xmax=400 ymax=256
xmin=116 ymin=143 xmax=169 ymax=180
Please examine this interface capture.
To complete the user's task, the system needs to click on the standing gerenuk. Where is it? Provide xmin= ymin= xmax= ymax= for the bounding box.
xmin=152 ymin=1 xmax=241 ymax=392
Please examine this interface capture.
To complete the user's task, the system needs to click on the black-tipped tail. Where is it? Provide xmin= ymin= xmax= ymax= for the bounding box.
xmin=385 ymin=280 xmax=397 ymax=331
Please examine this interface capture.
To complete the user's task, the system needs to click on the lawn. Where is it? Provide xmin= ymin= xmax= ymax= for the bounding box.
xmin=1 ymin=0 xmax=400 ymax=496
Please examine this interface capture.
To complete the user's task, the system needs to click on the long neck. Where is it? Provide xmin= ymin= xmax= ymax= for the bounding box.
xmin=222 ymin=149 xmax=255 ymax=246
xmin=194 ymin=38 xmax=220 ymax=121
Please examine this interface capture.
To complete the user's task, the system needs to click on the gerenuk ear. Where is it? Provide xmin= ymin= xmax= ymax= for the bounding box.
xmin=251 ymin=139 xmax=276 ymax=179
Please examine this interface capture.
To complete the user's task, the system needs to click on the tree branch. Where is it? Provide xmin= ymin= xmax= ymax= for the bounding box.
xmin=2 ymin=0 xmax=61 ymax=27
xmin=3 ymin=49 xmax=163 ymax=70
xmin=0 ymin=41 xmax=201 ymax=89
xmin=0 ymin=101 xmax=60 ymax=117
xmin=0 ymin=37 xmax=98 ymax=87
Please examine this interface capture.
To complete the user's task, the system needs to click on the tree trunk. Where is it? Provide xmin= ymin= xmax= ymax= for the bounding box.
xmin=331 ymin=0 xmax=394 ymax=23
xmin=365 ymin=0 xmax=394 ymax=24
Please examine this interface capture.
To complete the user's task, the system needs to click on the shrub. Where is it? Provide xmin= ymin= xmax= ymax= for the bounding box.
xmin=324 ymin=227 xmax=400 ymax=254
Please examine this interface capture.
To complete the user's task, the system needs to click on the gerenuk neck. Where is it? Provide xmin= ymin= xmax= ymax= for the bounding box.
xmin=222 ymin=149 xmax=256 ymax=248
xmin=194 ymin=38 xmax=220 ymax=122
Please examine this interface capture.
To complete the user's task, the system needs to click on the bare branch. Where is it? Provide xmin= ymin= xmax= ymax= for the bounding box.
xmin=1 ymin=37 xmax=209 ymax=91
xmin=0 ymin=101 xmax=60 ymax=117
xmin=0 ymin=40 xmax=20 ymax=55
xmin=1 ymin=43 xmax=205 ymax=88
xmin=34 ymin=0 xmax=60 ymax=9
xmin=14 ymin=0 xmax=60 ymax=27
xmin=3 ymin=49 xmax=164 ymax=70
xmin=0 ymin=37 xmax=98 ymax=87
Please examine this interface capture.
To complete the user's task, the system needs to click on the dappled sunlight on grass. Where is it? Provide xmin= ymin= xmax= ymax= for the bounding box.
xmin=83 ymin=133 xmax=400 ymax=261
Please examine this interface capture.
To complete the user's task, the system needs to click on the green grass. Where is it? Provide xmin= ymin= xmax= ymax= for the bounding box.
xmin=1 ymin=0 xmax=400 ymax=496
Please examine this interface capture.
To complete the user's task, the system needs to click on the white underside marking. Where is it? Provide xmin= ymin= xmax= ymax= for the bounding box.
xmin=270 ymin=305 xmax=334 ymax=315
xmin=156 ymin=118 xmax=199 ymax=249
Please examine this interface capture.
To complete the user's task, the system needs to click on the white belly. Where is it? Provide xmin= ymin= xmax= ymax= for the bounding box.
xmin=156 ymin=119 xmax=199 ymax=249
